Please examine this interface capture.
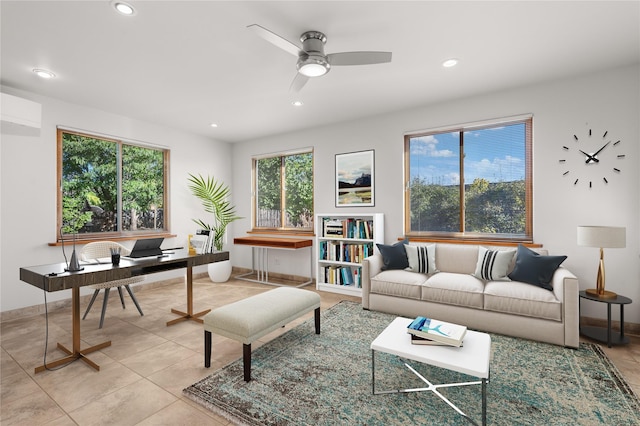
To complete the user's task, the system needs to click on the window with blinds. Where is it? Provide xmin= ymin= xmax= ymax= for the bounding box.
xmin=404 ymin=116 xmax=532 ymax=242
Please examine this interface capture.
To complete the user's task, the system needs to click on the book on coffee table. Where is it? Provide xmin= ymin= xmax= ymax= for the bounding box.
xmin=407 ymin=316 xmax=467 ymax=347
xmin=410 ymin=334 xmax=465 ymax=346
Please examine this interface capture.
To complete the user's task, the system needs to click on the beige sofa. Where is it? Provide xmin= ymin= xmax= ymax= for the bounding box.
xmin=362 ymin=243 xmax=579 ymax=348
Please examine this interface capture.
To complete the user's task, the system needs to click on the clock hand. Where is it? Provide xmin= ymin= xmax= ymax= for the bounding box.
xmin=592 ymin=141 xmax=610 ymax=158
xmin=579 ymin=149 xmax=599 ymax=164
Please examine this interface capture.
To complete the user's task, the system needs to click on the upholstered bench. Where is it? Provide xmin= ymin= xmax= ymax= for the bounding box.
xmin=203 ymin=287 xmax=321 ymax=381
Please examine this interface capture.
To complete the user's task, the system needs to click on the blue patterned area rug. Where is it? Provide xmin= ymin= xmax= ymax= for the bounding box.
xmin=184 ymin=301 xmax=640 ymax=425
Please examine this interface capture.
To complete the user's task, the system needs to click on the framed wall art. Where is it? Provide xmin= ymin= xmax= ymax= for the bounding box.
xmin=335 ymin=150 xmax=374 ymax=207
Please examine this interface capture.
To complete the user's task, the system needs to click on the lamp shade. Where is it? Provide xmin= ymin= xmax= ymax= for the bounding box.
xmin=577 ymin=226 xmax=626 ymax=248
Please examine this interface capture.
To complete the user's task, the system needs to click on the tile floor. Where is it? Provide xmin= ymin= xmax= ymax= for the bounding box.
xmin=1 ymin=277 xmax=639 ymax=425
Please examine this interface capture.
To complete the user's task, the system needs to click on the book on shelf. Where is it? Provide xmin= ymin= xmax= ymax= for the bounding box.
xmin=319 ymin=265 xmax=361 ymax=287
xmin=322 ymin=217 xmax=374 ymax=240
xmin=407 ymin=316 xmax=467 ymax=347
xmin=323 ymin=219 xmax=344 ymax=237
xmin=341 ymin=267 xmax=354 ymax=285
xmin=410 ymin=334 xmax=464 ymax=346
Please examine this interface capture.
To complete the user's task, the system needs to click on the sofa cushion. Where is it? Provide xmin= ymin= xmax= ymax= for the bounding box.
xmin=405 ymin=243 xmax=437 ymax=274
xmin=370 ymin=270 xmax=426 ymax=300
xmin=422 ymin=272 xmax=484 ymax=309
xmin=473 ymin=247 xmax=516 ymax=281
xmin=508 ymin=245 xmax=567 ymax=290
xmin=376 ymin=239 xmax=409 ymax=270
xmin=484 ymin=281 xmax=561 ymax=321
xmin=434 ymin=244 xmax=479 ymax=274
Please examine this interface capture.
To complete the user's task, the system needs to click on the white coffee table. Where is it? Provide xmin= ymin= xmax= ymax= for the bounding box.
xmin=371 ymin=317 xmax=491 ymax=426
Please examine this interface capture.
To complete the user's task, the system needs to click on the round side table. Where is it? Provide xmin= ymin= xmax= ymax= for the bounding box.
xmin=579 ymin=290 xmax=632 ymax=348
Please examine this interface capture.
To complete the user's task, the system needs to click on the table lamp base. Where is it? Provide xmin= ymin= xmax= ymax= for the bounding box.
xmin=585 ymin=288 xmax=617 ymax=299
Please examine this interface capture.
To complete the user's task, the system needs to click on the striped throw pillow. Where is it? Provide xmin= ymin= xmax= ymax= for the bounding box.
xmin=404 ymin=244 xmax=437 ymax=274
xmin=473 ymin=247 xmax=516 ymax=281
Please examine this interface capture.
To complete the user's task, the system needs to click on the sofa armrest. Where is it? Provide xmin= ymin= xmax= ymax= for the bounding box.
xmin=361 ymin=253 xmax=383 ymax=309
xmin=551 ymin=266 xmax=579 ymax=348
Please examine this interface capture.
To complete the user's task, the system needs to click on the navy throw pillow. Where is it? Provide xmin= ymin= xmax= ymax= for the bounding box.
xmin=376 ymin=239 xmax=409 ymax=270
xmin=508 ymin=244 xmax=567 ymax=290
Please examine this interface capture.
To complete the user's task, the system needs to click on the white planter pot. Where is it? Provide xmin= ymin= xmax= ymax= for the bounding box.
xmin=208 ymin=259 xmax=232 ymax=282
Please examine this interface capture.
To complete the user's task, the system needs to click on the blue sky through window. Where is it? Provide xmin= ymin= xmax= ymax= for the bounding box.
xmin=410 ymin=123 xmax=525 ymax=185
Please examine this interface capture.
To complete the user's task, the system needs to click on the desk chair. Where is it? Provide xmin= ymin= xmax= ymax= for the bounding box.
xmin=80 ymin=241 xmax=144 ymax=328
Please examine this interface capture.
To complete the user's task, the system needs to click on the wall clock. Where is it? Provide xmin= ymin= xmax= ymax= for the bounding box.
xmin=559 ymin=127 xmax=625 ymax=187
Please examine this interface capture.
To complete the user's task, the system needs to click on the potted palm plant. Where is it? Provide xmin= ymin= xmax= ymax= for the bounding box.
xmin=187 ymin=173 xmax=242 ymax=282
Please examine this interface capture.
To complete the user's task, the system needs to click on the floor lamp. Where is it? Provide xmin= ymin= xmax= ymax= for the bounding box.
xmin=577 ymin=226 xmax=626 ymax=299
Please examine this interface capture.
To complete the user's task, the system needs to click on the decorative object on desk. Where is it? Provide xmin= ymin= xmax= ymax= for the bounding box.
xmin=64 ymin=232 xmax=84 ymax=272
xmin=192 ymin=229 xmax=213 ymax=254
xmin=184 ymin=301 xmax=640 ymax=426
xmin=407 ymin=316 xmax=467 ymax=347
xmin=110 ymin=247 xmax=121 ymax=265
xmin=335 ymin=149 xmax=374 ymax=206
xmin=577 ymin=225 xmax=626 ymax=299
xmin=60 ymin=202 xmax=91 ymax=272
xmin=188 ymin=174 xmax=242 ymax=282
xmin=188 ymin=234 xmax=197 ymax=255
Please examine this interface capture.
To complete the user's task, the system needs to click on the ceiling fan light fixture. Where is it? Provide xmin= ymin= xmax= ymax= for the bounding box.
xmin=297 ymin=55 xmax=329 ymax=77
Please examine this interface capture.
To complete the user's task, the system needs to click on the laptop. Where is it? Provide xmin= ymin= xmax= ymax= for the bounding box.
xmin=127 ymin=237 xmax=164 ymax=258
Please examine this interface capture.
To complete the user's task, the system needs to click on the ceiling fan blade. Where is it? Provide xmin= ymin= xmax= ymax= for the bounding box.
xmin=289 ymin=73 xmax=310 ymax=92
xmin=247 ymin=24 xmax=301 ymax=57
xmin=327 ymin=51 xmax=392 ymax=66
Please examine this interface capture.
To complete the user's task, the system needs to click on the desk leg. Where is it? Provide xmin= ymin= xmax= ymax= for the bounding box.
xmin=235 ymin=245 xmax=313 ymax=288
xmin=35 ymin=287 xmax=111 ymax=374
xmin=167 ymin=265 xmax=210 ymax=326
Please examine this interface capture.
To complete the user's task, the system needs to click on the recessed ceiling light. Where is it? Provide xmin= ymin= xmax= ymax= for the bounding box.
xmin=292 ymin=101 xmax=304 ymax=107
xmin=442 ymin=58 xmax=459 ymax=68
xmin=210 ymin=123 xmax=218 ymax=128
xmin=33 ymin=68 xmax=55 ymax=79
xmin=112 ymin=1 xmax=136 ymax=16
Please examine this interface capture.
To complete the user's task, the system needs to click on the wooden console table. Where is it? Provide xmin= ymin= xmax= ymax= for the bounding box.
xmin=20 ymin=250 xmax=228 ymax=373
xmin=233 ymin=236 xmax=313 ymax=288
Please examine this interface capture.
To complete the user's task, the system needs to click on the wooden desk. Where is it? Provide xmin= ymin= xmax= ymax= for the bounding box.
xmin=233 ymin=236 xmax=313 ymax=287
xmin=20 ymin=250 xmax=228 ymax=373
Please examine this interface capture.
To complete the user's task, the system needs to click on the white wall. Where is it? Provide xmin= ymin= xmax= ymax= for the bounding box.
xmin=231 ymin=64 xmax=640 ymax=323
xmin=0 ymin=86 xmax=231 ymax=312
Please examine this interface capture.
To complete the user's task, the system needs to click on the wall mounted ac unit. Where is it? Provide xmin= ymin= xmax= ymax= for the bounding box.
xmin=1 ymin=92 xmax=42 ymax=134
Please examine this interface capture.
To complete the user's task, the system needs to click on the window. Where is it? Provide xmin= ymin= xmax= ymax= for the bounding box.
xmin=57 ymin=129 xmax=169 ymax=239
xmin=404 ymin=116 xmax=532 ymax=242
xmin=253 ymin=149 xmax=314 ymax=232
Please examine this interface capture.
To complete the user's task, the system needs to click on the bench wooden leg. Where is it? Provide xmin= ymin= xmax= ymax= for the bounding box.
xmin=315 ymin=307 xmax=320 ymax=334
xmin=204 ymin=331 xmax=212 ymax=368
xmin=243 ymin=344 xmax=251 ymax=382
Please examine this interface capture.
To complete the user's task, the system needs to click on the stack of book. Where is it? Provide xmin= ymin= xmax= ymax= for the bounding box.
xmin=323 ymin=220 xmax=344 ymax=237
xmin=407 ymin=316 xmax=467 ymax=347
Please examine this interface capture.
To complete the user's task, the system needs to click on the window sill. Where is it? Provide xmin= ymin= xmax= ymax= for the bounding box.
xmin=49 ymin=232 xmax=177 ymax=246
xmin=402 ymin=236 xmax=541 ymax=248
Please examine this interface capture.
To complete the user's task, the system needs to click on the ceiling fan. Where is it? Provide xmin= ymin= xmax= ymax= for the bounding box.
xmin=247 ymin=24 xmax=392 ymax=92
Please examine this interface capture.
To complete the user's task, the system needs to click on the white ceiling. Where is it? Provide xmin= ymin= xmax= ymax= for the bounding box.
xmin=1 ymin=1 xmax=639 ymax=143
